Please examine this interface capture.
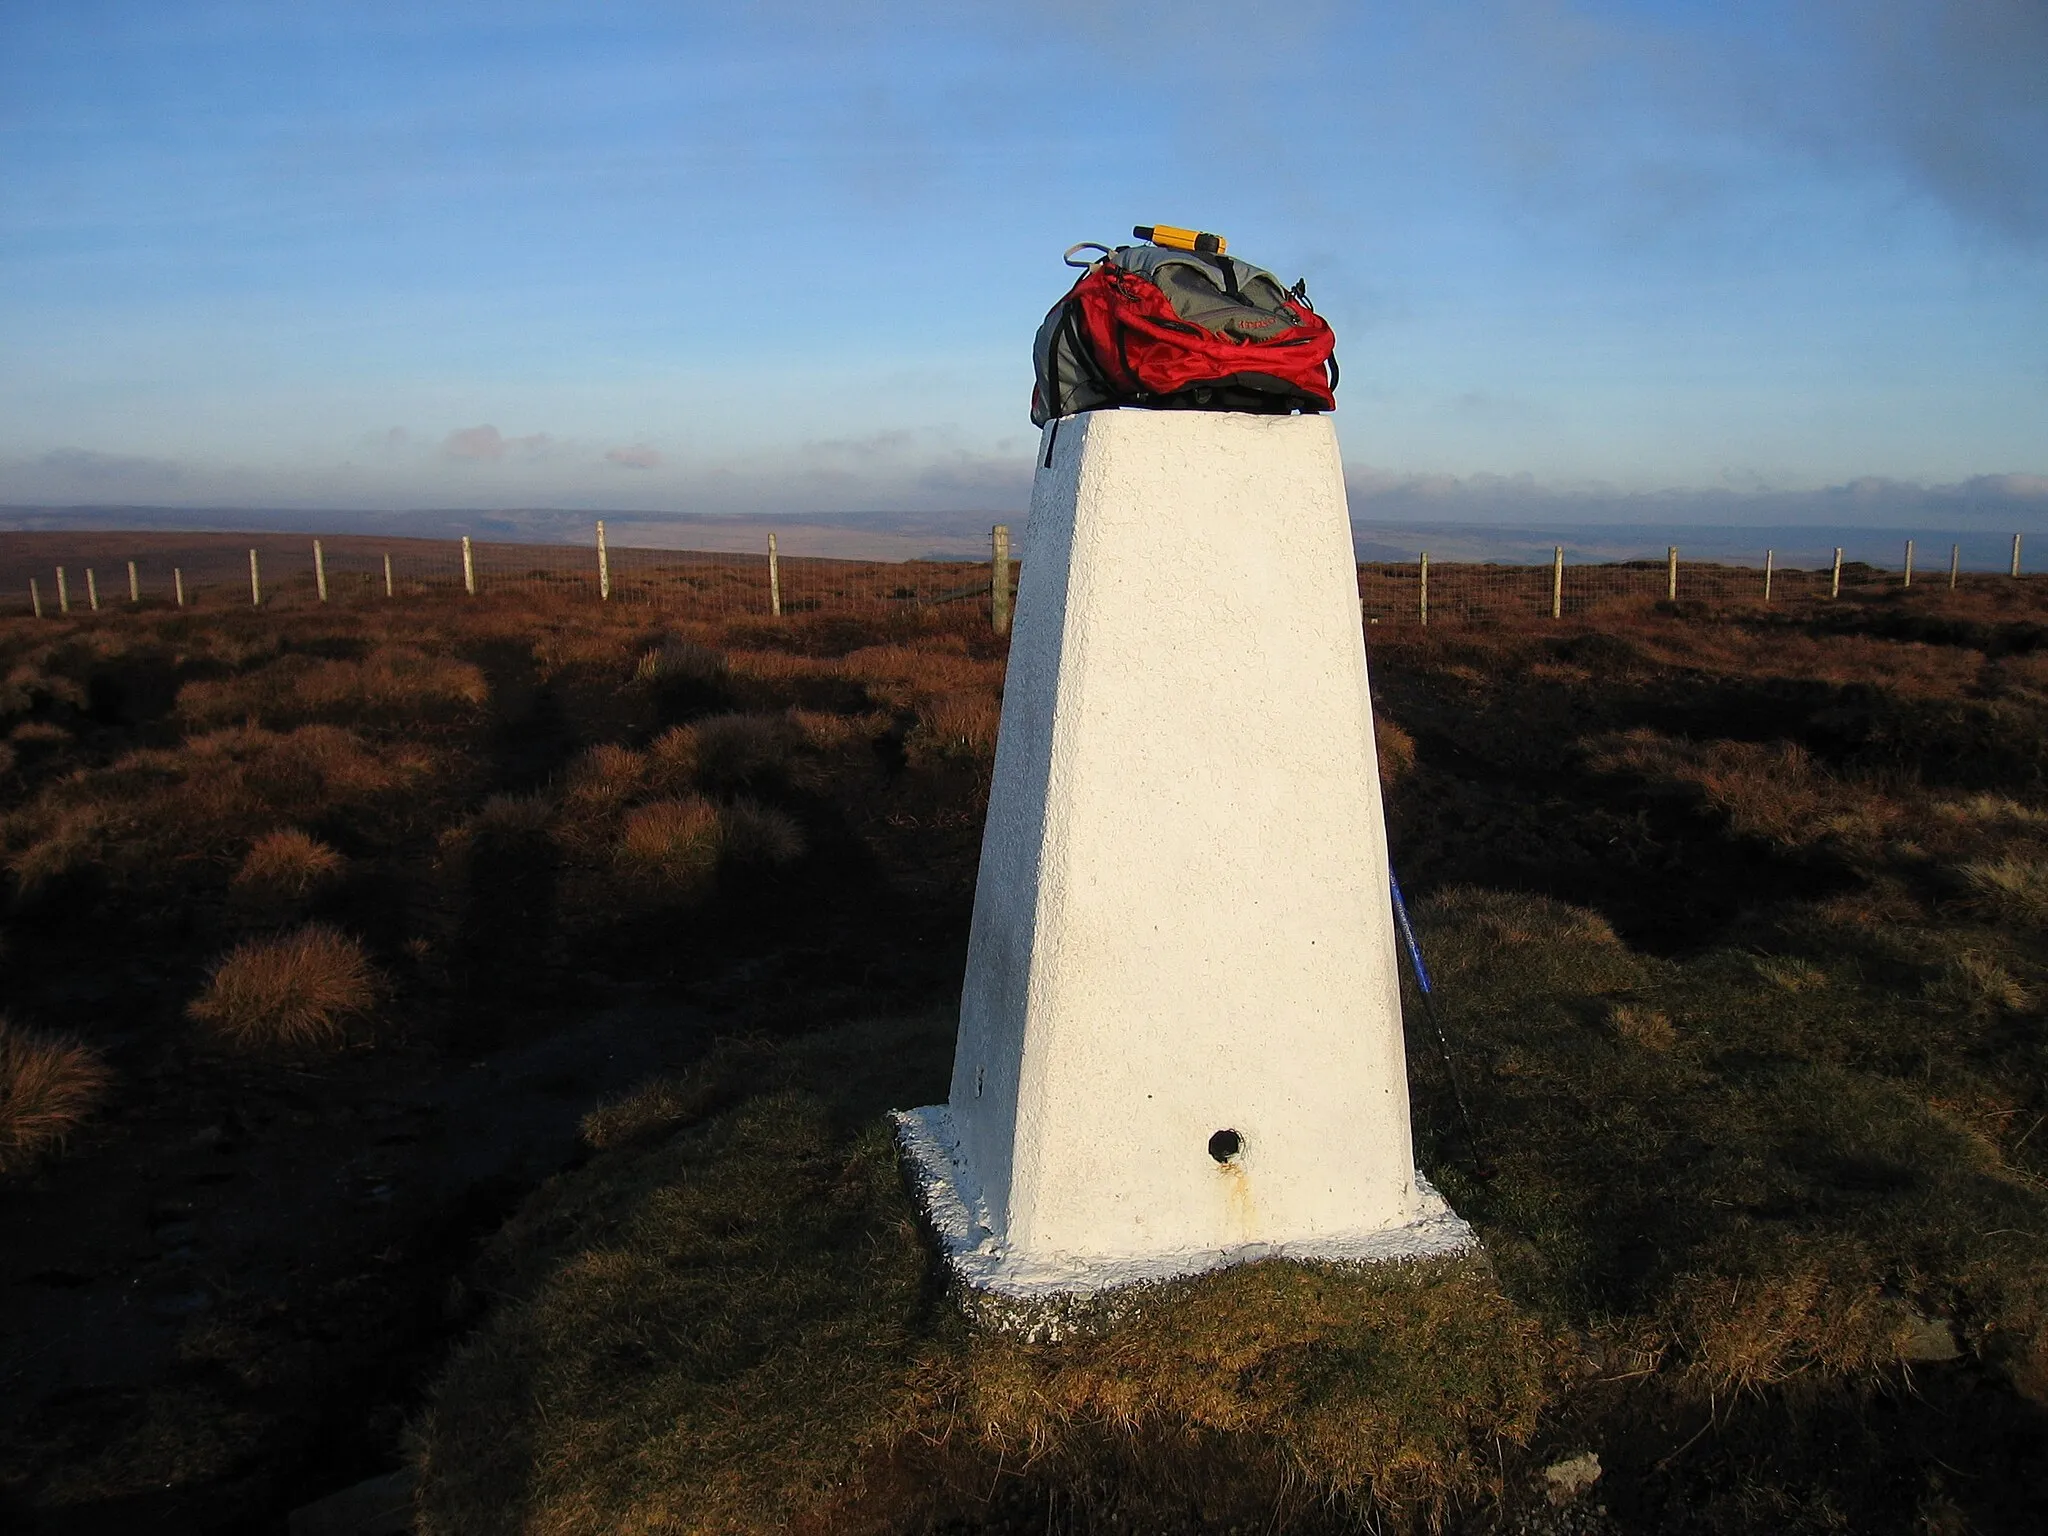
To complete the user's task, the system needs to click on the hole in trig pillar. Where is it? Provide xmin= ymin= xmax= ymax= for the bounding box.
xmin=1208 ymin=1128 xmax=1243 ymax=1164
xmin=974 ymin=1065 xmax=985 ymax=1099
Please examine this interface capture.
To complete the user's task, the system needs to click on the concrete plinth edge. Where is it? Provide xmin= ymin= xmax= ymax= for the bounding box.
xmin=894 ymin=1104 xmax=1480 ymax=1340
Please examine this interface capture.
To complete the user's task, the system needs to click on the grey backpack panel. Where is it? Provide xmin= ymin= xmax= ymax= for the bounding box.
xmin=1108 ymin=246 xmax=1300 ymax=338
xmin=1032 ymin=298 xmax=1117 ymax=424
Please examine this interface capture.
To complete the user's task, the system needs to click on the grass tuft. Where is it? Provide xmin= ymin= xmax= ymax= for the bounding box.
xmin=644 ymin=723 xmax=699 ymax=791
xmin=719 ymin=797 xmax=806 ymax=867
xmin=468 ymin=791 xmax=554 ymax=839
xmin=232 ymin=828 xmax=346 ymax=903
xmin=1927 ymin=950 xmax=2031 ymax=1015
xmin=561 ymin=742 xmax=646 ymax=812
xmin=1958 ymin=855 xmax=2048 ymax=928
xmin=633 ymin=635 xmax=723 ymax=684
xmin=186 ymin=924 xmax=383 ymax=1051
xmin=1608 ymin=1003 xmax=1677 ymax=1050
xmin=905 ymin=691 xmax=1000 ymax=768
xmin=1376 ymin=712 xmax=1418 ymax=785
xmin=615 ymin=797 xmax=722 ymax=891
xmin=692 ymin=712 xmax=799 ymax=791
xmin=0 ymin=1019 xmax=109 ymax=1175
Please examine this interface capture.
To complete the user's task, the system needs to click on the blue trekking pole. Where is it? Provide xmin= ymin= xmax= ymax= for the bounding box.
xmin=1390 ymin=872 xmax=1494 ymax=1180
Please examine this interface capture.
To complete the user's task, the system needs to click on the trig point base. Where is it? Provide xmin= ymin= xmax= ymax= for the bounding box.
xmin=897 ymin=408 xmax=1474 ymax=1311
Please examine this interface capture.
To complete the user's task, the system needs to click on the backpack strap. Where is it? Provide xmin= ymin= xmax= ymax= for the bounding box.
xmin=1199 ymin=251 xmax=1242 ymax=301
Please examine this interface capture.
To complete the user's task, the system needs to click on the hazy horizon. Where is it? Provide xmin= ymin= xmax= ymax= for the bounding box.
xmin=4 ymin=493 xmax=2037 ymax=571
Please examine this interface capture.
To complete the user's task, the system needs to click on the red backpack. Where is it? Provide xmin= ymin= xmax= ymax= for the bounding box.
xmin=1030 ymin=233 xmax=1338 ymax=427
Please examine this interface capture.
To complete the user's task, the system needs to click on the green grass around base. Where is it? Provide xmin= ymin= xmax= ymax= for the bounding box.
xmin=410 ymin=1019 xmax=1559 ymax=1535
xmin=411 ymin=874 xmax=2048 ymax=1533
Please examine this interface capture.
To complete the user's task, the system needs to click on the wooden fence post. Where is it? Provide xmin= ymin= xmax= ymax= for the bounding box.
xmin=86 ymin=569 xmax=99 ymax=611
xmin=383 ymin=553 xmax=393 ymax=598
xmin=596 ymin=521 xmax=611 ymax=602
xmin=174 ymin=568 xmax=186 ymax=607
xmin=1550 ymin=545 xmax=1564 ymax=619
xmin=1903 ymin=539 xmax=1914 ymax=588
xmin=1831 ymin=547 xmax=1843 ymax=599
xmin=30 ymin=578 xmax=42 ymax=619
xmin=127 ymin=561 xmax=139 ymax=603
xmin=462 ymin=536 xmax=476 ymax=596
xmin=56 ymin=567 xmax=69 ymax=615
xmin=1419 ymin=552 xmax=1429 ymax=627
xmin=1949 ymin=544 xmax=1960 ymax=590
xmin=314 ymin=540 xmax=328 ymax=601
xmin=249 ymin=549 xmax=261 ymax=607
xmin=2014 ymin=533 xmax=2024 ymax=578
xmin=1763 ymin=549 xmax=1774 ymax=604
xmin=768 ymin=531 xmax=782 ymax=617
xmin=991 ymin=524 xmax=1012 ymax=636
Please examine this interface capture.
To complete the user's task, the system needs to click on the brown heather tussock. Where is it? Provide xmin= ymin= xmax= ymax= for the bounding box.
xmin=187 ymin=924 xmax=383 ymax=1052
xmin=904 ymin=690 xmax=1000 ymax=767
xmin=0 ymin=1019 xmax=109 ymax=1175
xmin=3 ymin=723 xmax=427 ymax=894
xmin=1375 ymin=712 xmax=1417 ymax=785
xmin=692 ymin=712 xmax=801 ymax=791
xmin=9 ymin=718 xmax=72 ymax=745
xmin=614 ymin=797 xmax=722 ymax=889
xmin=787 ymin=707 xmax=890 ymax=751
xmin=176 ymin=644 xmax=489 ymax=727
xmin=232 ymin=828 xmax=346 ymax=902
xmin=632 ymin=635 xmax=722 ymax=685
xmin=561 ymin=741 xmax=647 ymax=812
xmin=1587 ymin=729 xmax=1897 ymax=849
xmin=720 ymin=798 xmax=806 ymax=867
xmin=532 ymin=627 xmax=642 ymax=681
xmin=643 ymin=723 xmax=699 ymax=791
xmin=467 ymin=790 xmax=554 ymax=839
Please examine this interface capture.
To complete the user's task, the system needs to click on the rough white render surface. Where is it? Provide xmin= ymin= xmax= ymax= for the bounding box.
xmin=899 ymin=408 xmax=1473 ymax=1297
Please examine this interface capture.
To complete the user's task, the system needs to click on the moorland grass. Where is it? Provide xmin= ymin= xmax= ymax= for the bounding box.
xmin=175 ymin=643 xmax=490 ymax=728
xmin=187 ymin=923 xmax=384 ymax=1051
xmin=232 ymin=827 xmax=347 ymax=903
xmin=614 ymin=797 xmax=724 ymax=892
xmin=10 ymin=579 xmax=2048 ymax=1529
xmin=2 ymin=722 xmax=433 ymax=897
xmin=412 ymin=1023 xmax=1558 ymax=1536
xmin=0 ymin=1019 xmax=109 ymax=1175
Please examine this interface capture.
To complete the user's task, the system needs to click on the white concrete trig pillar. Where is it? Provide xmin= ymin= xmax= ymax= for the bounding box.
xmin=898 ymin=409 xmax=1472 ymax=1304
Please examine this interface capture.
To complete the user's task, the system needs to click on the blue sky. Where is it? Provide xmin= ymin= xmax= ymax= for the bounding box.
xmin=1 ymin=0 xmax=2044 ymax=520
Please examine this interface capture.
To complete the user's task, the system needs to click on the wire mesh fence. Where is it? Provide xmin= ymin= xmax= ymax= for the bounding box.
xmin=1 ymin=529 xmax=2036 ymax=627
